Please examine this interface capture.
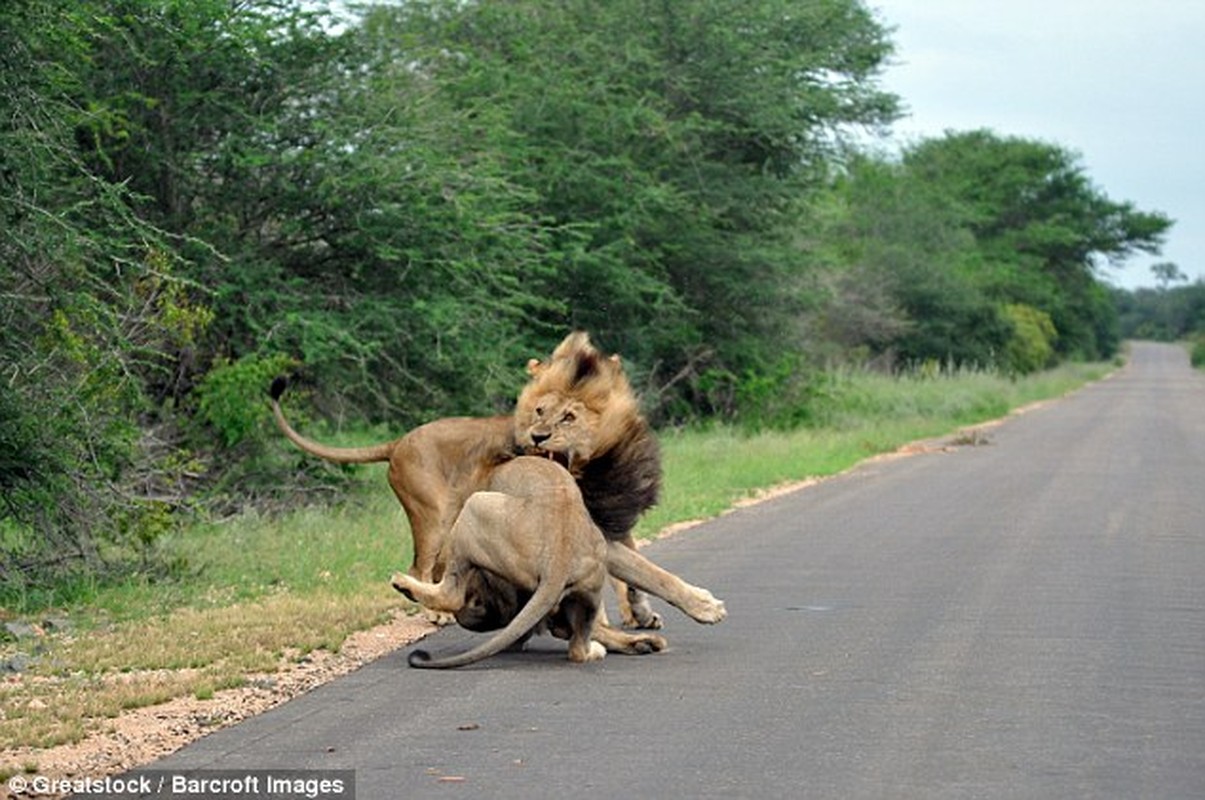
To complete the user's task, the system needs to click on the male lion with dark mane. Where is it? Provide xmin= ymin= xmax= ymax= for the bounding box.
xmin=270 ymin=332 xmax=726 ymax=645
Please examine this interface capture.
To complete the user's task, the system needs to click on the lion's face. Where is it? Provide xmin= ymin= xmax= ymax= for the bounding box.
xmin=513 ymin=332 xmax=640 ymax=474
xmin=513 ymin=391 xmax=600 ymax=471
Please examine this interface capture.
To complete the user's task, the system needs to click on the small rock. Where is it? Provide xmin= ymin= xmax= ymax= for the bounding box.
xmin=4 ymin=621 xmax=41 ymax=640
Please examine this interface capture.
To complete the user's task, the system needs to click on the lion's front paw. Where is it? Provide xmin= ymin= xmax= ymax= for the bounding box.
xmin=620 ymin=606 xmax=664 ymax=630
xmin=689 ymin=589 xmax=727 ymax=624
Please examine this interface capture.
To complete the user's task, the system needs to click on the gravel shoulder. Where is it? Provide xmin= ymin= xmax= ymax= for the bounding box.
xmin=1 ymin=612 xmax=433 ymax=793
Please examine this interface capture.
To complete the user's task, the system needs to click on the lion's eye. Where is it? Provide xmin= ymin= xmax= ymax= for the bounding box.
xmin=534 ymin=406 xmax=544 ymax=418
xmin=561 ymin=411 xmax=576 ymax=424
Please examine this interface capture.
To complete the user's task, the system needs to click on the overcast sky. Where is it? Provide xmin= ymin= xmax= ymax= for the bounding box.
xmin=868 ymin=0 xmax=1204 ymax=289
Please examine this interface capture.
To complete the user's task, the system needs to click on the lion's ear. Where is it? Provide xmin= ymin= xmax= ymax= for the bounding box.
xmin=526 ymin=358 xmax=544 ymax=377
xmin=609 ymin=354 xmax=621 ymax=366
xmin=571 ymin=351 xmax=603 ymax=386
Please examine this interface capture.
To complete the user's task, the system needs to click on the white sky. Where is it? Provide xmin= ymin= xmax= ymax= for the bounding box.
xmin=869 ymin=0 xmax=1205 ymax=289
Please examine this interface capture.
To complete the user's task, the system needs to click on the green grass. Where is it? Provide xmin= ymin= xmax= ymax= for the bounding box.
xmin=0 ymin=483 xmax=413 ymax=628
xmin=0 ymin=359 xmax=1113 ymax=757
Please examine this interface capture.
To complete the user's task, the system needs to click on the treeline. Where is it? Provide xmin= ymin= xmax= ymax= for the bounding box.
xmin=1115 ymin=278 xmax=1205 ymax=344
xmin=0 ymin=0 xmax=1172 ymax=585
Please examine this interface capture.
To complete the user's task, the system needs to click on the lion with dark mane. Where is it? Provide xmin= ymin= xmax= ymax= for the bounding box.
xmin=270 ymin=332 xmax=725 ymax=649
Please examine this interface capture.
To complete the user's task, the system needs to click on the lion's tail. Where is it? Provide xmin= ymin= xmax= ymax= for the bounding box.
xmin=268 ymin=376 xmax=395 ymax=464
xmin=408 ymin=568 xmax=567 ymax=670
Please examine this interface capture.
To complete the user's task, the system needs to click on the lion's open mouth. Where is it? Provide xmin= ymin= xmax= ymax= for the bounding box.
xmin=534 ymin=448 xmax=573 ymax=471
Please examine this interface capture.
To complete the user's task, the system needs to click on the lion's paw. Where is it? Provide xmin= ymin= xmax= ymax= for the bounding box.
xmin=570 ymin=639 xmax=608 ymax=663
xmin=390 ymin=572 xmax=415 ymax=599
xmin=690 ymin=589 xmax=727 ymax=624
xmin=623 ymin=600 xmax=664 ymax=630
xmin=631 ymin=632 xmax=668 ymax=654
xmin=421 ymin=607 xmax=457 ymax=626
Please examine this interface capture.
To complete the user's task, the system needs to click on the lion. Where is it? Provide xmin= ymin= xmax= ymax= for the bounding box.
xmin=392 ymin=456 xmax=662 ymax=668
xmin=270 ymin=332 xmax=725 ymax=636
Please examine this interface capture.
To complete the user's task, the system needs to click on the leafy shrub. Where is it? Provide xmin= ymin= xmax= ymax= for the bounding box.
xmin=192 ymin=352 xmax=359 ymax=516
xmin=196 ymin=354 xmax=297 ymax=448
xmin=1002 ymin=303 xmax=1058 ymax=375
xmin=1191 ymin=335 xmax=1205 ymax=370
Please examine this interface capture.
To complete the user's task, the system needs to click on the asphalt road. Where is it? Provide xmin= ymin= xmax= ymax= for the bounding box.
xmin=136 ymin=342 xmax=1204 ymax=799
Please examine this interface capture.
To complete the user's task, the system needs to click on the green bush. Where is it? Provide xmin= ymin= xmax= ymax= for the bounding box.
xmin=1003 ymin=303 xmax=1058 ymax=375
xmin=192 ymin=352 xmax=361 ymax=517
xmin=196 ymin=354 xmax=297 ymax=448
xmin=1191 ymin=335 xmax=1205 ymax=370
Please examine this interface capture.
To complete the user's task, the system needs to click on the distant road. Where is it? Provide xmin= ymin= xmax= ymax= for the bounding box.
xmin=141 ymin=342 xmax=1205 ymax=799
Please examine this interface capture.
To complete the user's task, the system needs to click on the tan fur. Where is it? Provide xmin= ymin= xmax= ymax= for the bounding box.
xmin=392 ymin=457 xmax=619 ymax=667
xmin=270 ymin=332 xmax=724 ymax=634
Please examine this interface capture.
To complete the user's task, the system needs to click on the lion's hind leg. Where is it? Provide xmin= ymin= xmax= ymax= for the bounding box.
xmin=391 ymin=571 xmax=467 ymax=615
xmin=393 ymin=490 xmax=520 ymax=617
xmin=547 ymin=608 xmax=662 ymax=655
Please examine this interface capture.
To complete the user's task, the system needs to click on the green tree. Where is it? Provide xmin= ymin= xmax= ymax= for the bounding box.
xmin=1116 ymin=281 xmax=1205 ymax=341
xmin=186 ymin=20 xmax=559 ymax=422
xmin=1 ymin=0 xmax=209 ymax=582
xmin=61 ymin=0 xmax=559 ymax=425
xmin=382 ymin=0 xmax=898 ymax=417
xmin=1151 ymin=262 xmax=1187 ymax=291
xmin=802 ymin=153 xmax=1010 ymax=368
xmin=901 ymin=130 xmax=1173 ymax=359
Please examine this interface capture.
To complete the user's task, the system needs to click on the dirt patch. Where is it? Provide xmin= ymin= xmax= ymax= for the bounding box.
xmin=1 ymin=611 xmax=433 ymax=796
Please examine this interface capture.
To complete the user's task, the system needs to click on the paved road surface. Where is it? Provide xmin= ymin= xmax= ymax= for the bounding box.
xmin=138 ymin=342 xmax=1205 ymax=799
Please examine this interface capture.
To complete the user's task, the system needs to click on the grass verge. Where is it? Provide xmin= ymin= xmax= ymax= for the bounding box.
xmin=0 ymin=359 xmax=1113 ymax=761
